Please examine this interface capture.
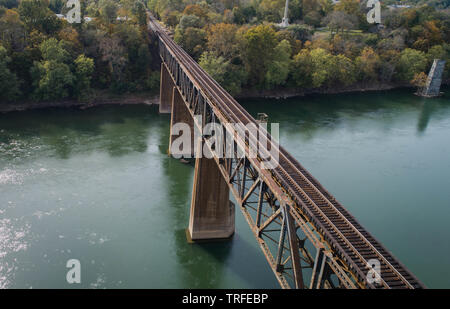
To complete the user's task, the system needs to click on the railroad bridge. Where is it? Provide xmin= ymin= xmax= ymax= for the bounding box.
xmin=148 ymin=14 xmax=425 ymax=289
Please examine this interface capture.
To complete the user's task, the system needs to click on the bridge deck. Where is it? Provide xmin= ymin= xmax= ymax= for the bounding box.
xmin=149 ymin=15 xmax=424 ymax=289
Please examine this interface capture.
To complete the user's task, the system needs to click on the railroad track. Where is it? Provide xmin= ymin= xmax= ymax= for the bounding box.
xmin=149 ymin=15 xmax=424 ymax=289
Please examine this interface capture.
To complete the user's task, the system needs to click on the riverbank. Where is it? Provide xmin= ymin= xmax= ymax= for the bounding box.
xmin=1 ymin=81 xmax=448 ymax=113
xmin=235 ymin=82 xmax=416 ymax=100
xmin=0 ymin=91 xmax=159 ymax=114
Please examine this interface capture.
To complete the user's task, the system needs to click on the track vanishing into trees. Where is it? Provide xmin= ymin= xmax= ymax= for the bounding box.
xmin=149 ymin=15 xmax=425 ymax=289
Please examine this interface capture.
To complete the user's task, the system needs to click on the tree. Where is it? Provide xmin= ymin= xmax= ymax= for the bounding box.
xmin=39 ymin=37 xmax=70 ymax=62
xmin=132 ymin=1 xmax=147 ymax=26
xmin=74 ymin=54 xmax=94 ymax=100
xmin=266 ymin=39 xmax=292 ymax=88
xmin=206 ymin=23 xmax=239 ymax=60
xmin=18 ymin=0 xmax=48 ymax=27
xmin=240 ymin=25 xmax=278 ymax=87
xmin=199 ymin=51 xmax=246 ymax=95
xmin=0 ymin=45 xmax=21 ymax=101
xmin=396 ymin=48 xmax=428 ymax=81
xmin=31 ymin=38 xmax=74 ymax=100
xmin=324 ymin=11 xmax=357 ymax=37
xmin=259 ymin=0 xmax=285 ymax=23
xmin=232 ymin=5 xmax=257 ymax=24
xmin=292 ymin=49 xmax=314 ymax=88
xmin=99 ymin=35 xmax=128 ymax=91
xmin=178 ymin=14 xmax=201 ymax=31
xmin=31 ymin=60 xmax=74 ymax=100
xmin=426 ymin=45 xmax=447 ymax=63
xmin=355 ymin=47 xmax=381 ymax=81
xmin=49 ymin=0 xmax=64 ymax=13
xmin=309 ymin=48 xmax=333 ymax=88
xmin=182 ymin=4 xmax=209 ymax=24
xmin=0 ymin=0 xmax=18 ymax=9
xmin=0 ymin=9 xmax=26 ymax=51
xmin=328 ymin=53 xmax=355 ymax=86
xmin=411 ymin=71 xmax=427 ymax=92
xmin=18 ymin=0 xmax=60 ymax=34
xmin=161 ymin=10 xmax=180 ymax=28
xmin=100 ymin=0 xmax=118 ymax=24
xmin=175 ymin=26 xmax=206 ymax=60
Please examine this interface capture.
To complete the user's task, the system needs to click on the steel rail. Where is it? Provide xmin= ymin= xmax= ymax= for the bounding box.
xmin=150 ymin=15 xmax=424 ymax=289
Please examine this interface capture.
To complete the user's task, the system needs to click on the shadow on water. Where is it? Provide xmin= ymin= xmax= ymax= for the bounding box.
xmin=416 ymin=92 xmax=450 ymax=135
xmin=417 ymin=100 xmax=436 ymax=135
xmin=159 ymin=126 xmax=274 ymax=287
xmin=160 ymin=144 xmax=234 ymax=287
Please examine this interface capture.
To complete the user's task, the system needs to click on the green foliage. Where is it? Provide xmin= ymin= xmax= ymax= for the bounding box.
xmin=132 ymin=1 xmax=147 ymax=26
xmin=199 ymin=51 xmax=246 ymax=95
xmin=49 ymin=0 xmax=64 ymax=13
xmin=241 ymin=25 xmax=278 ymax=87
xmin=396 ymin=48 xmax=428 ymax=82
xmin=286 ymin=24 xmax=314 ymax=42
xmin=0 ymin=0 xmax=18 ymax=9
xmin=99 ymin=0 xmax=118 ymax=24
xmin=18 ymin=0 xmax=62 ymax=34
xmin=146 ymin=70 xmax=160 ymax=92
xmin=0 ymin=45 xmax=21 ymax=101
xmin=355 ymin=47 xmax=381 ymax=81
xmin=0 ymin=0 xmax=449 ymax=104
xmin=31 ymin=60 xmax=74 ymax=101
xmin=266 ymin=40 xmax=292 ymax=88
xmin=74 ymin=54 xmax=94 ymax=100
xmin=40 ymin=38 xmax=70 ymax=62
xmin=31 ymin=38 xmax=74 ymax=100
xmin=175 ymin=26 xmax=206 ymax=60
xmin=292 ymin=47 xmax=356 ymax=88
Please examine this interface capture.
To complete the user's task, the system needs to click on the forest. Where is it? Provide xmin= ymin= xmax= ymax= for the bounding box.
xmin=0 ymin=0 xmax=157 ymax=103
xmin=0 ymin=0 xmax=449 ymax=103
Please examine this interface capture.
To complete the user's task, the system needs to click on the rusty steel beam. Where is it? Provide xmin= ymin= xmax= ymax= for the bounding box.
xmin=148 ymin=13 xmax=425 ymax=290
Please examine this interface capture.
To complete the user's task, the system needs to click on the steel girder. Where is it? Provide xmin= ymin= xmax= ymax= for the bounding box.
xmin=157 ymin=38 xmax=360 ymax=289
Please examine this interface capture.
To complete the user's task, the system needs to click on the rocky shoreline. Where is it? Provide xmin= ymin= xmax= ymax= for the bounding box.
xmin=1 ymin=81 xmax=448 ymax=114
xmin=0 ymin=93 xmax=160 ymax=114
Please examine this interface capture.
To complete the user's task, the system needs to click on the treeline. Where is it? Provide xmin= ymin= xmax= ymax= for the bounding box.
xmin=0 ymin=0 xmax=159 ymax=103
xmin=150 ymin=0 xmax=450 ymax=95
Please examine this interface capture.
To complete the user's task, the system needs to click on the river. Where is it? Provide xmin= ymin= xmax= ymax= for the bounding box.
xmin=0 ymin=88 xmax=449 ymax=288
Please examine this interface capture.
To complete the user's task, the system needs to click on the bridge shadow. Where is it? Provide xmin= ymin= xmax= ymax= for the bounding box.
xmin=158 ymin=124 xmax=277 ymax=287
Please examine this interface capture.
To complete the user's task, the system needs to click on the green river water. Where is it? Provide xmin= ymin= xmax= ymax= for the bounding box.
xmin=0 ymin=88 xmax=449 ymax=288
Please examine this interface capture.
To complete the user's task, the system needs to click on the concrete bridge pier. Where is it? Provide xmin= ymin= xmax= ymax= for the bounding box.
xmin=159 ymin=63 xmax=174 ymax=114
xmin=187 ymin=140 xmax=235 ymax=241
xmin=169 ymin=87 xmax=195 ymax=157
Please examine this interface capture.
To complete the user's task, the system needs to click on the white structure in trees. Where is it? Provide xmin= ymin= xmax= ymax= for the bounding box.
xmin=280 ymin=0 xmax=290 ymax=28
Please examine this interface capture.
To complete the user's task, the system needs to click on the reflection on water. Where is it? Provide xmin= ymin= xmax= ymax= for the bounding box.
xmin=244 ymin=88 xmax=450 ymax=288
xmin=0 ymin=88 xmax=449 ymax=288
xmin=0 ymin=105 xmax=277 ymax=289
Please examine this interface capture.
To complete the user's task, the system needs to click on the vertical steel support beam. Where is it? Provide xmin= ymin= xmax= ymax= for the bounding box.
xmin=240 ymin=158 xmax=247 ymax=199
xmin=284 ymin=206 xmax=305 ymax=289
xmin=275 ymin=217 xmax=286 ymax=272
xmin=310 ymin=247 xmax=327 ymax=289
xmin=256 ymin=182 xmax=265 ymax=229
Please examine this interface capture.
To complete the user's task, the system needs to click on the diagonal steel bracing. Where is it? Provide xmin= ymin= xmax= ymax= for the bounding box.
xmin=149 ymin=13 xmax=425 ymax=290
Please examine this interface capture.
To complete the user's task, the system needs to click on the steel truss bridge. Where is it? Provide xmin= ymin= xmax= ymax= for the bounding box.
xmin=148 ymin=14 xmax=424 ymax=289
